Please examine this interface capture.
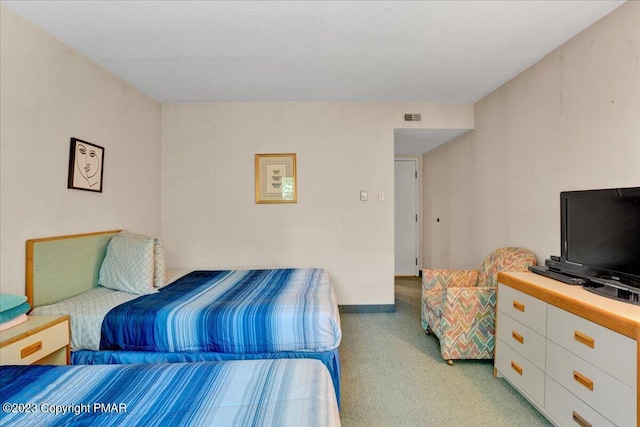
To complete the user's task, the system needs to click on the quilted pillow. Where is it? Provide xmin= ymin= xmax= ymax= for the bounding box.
xmin=117 ymin=230 xmax=165 ymax=288
xmin=153 ymin=237 xmax=166 ymax=288
xmin=99 ymin=233 xmax=157 ymax=295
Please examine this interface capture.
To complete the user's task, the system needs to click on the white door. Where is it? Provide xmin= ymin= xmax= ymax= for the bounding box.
xmin=395 ymin=159 xmax=419 ymax=276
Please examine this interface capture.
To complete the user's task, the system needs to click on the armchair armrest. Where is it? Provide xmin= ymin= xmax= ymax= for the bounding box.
xmin=443 ymin=286 xmax=497 ymax=310
xmin=422 ymin=269 xmax=480 ymax=325
xmin=442 ymin=285 xmax=497 ymax=331
xmin=422 ymin=269 xmax=479 ymax=292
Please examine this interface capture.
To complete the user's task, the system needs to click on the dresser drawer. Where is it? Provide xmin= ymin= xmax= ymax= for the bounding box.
xmin=546 ymin=341 xmax=635 ymax=427
xmin=496 ymin=338 xmax=545 ymax=405
xmin=547 ymin=305 xmax=636 ymax=389
xmin=545 ymin=377 xmax=615 ymax=427
xmin=497 ymin=283 xmax=547 ymax=336
xmin=0 ymin=319 xmax=69 ymax=365
xmin=497 ymin=311 xmax=546 ymax=370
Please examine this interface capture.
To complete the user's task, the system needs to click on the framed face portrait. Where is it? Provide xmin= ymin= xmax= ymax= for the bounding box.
xmin=67 ymin=138 xmax=104 ymax=192
xmin=255 ymin=153 xmax=297 ymax=203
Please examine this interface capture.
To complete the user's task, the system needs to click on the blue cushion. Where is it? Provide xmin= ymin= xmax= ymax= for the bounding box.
xmin=0 ymin=294 xmax=27 ymax=312
xmin=0 ymin=302 xmax=31 ymax=323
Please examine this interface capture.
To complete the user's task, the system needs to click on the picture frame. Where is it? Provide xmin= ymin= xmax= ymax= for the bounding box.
xmin=255 ymin=153 xmax=297 ymax=203
xmin=67 ymin=137 xmax=104 ymax=193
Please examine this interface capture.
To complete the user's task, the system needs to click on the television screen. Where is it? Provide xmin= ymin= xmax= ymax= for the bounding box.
xmin=561 ymin=187 xmax=640 ymax=288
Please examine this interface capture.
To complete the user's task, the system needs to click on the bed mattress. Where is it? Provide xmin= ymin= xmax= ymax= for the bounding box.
xmin=34 ymin=268 xmax=341 ymax=354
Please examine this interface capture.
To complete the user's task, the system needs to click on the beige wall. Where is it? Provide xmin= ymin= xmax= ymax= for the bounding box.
xmin=12 ymin=0 xmax=634 ymax=303
xmin=422 ymin=1 xmax=640 ymax=269
xmin=0 ymin=2 xmax=472 ymax=304
xmin=0 ymin=5 xmax=162 ymax=295
xmin=162 ymin=103 xmax=472 ymax=305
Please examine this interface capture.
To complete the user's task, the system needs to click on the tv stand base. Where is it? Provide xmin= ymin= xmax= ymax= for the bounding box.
xmin=585 ymin=281 xmax=640 ymax=305
xmin=528 ymin=265 xmax=586 ymax=285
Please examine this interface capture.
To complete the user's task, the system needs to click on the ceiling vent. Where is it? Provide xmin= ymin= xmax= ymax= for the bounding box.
xmin=403 ymin=113 xmax=421 ymax=122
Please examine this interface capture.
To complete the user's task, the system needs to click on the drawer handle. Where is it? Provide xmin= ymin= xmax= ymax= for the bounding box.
xmin=511 ymin=331 xmax=524 ymax=344
xmin=512 ymin=300 xmax=525 ymax=312
xmin=572 ymin=411 xmax=592 ymax=427
xmin=574 ymin=331 xmax=595 ymax=349
xmin=510 ymin=361 xmax=523 ymax=376
xmin=20 ymin=341 xmax=43 ymax=359
xmin=573 ymin=370 xmax=594 ymax=391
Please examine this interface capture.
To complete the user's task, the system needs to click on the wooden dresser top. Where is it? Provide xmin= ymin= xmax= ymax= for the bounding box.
xmin=498 ymin=271 xmax=640 ymax=340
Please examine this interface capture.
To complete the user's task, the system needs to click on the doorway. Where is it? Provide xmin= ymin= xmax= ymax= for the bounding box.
xmin=394 ymin=158 xmax=419 ymax=276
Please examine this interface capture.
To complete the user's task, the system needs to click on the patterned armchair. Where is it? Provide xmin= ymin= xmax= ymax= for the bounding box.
xmin=421 ymin=247 xmax=537 ymax=365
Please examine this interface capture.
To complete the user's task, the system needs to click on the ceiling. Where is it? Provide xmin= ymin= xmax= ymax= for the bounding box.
xmin=2 ymin=0 xmax=625 ymax=153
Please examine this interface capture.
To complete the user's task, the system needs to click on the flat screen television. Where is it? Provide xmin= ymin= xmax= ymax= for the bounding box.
xmin=559 ymin=187 xmax=640 ymax=301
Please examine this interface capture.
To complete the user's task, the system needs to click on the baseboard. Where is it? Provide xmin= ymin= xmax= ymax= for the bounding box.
xmin=338 ymin=304 xmax=395 ymax=313
xmin=394 ymin=271 xmax=422 ymax=278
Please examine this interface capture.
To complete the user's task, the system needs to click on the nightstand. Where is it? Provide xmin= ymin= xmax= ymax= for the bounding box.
xmin=0 ymin=315 xmax=70 ymax=365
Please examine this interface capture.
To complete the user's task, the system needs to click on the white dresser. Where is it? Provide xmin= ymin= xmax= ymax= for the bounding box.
xmin=495 ymin=272 xmax=639 ymax=427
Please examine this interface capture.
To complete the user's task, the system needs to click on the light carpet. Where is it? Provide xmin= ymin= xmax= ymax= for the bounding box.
xmin=338 ymin=276 xmax=552 ymax=426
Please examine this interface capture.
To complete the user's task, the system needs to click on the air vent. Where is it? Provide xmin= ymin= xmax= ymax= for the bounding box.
xmin=403 ymin=113 xmax=421 ymax=122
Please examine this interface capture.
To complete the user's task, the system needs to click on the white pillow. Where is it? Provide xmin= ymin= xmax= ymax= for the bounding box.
xmin=153 ymin=238 xmax=166 ymax=288
xmin=117 ymin=230 xmax=165 ymax=288
xmin=99 ymin=233 xmax=157 ymax=295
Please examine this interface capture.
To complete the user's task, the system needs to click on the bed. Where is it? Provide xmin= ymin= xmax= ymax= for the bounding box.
xmin=0 ymin=358 xmax=340 ymax=426
xmin=26 ymin=231 xmax=342 ymax=403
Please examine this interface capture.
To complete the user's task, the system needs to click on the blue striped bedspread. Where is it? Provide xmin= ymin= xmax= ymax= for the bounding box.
xmin=100 ymin=268 xmax=342 ymax=353
xmin=0 ymin=359 xmax=340 ymax=426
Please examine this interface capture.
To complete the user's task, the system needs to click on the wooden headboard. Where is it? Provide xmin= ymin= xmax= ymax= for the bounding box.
xmin=26 ymin=230 xmax=121 ymax=308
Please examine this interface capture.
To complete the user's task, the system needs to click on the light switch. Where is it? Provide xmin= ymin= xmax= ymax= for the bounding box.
xmin=378 ymin=191 xmax=385 ymax=201
xmin=360 ymin=190 xmax=368 ymax=201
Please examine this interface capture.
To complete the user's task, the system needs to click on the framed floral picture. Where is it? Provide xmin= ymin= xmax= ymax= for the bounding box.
xmin=255 ymin=153 xmax=297 ymax=203
xmin=67 ymin=137 xmax=104 ymax=192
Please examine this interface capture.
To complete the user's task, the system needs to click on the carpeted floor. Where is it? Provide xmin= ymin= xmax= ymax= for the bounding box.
xmin=338 ymin=276 xmax=552 ymax=426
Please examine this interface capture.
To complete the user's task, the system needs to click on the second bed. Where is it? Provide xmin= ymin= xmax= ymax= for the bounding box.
xmin=27 ymin=231 xmax=342 ymax=402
